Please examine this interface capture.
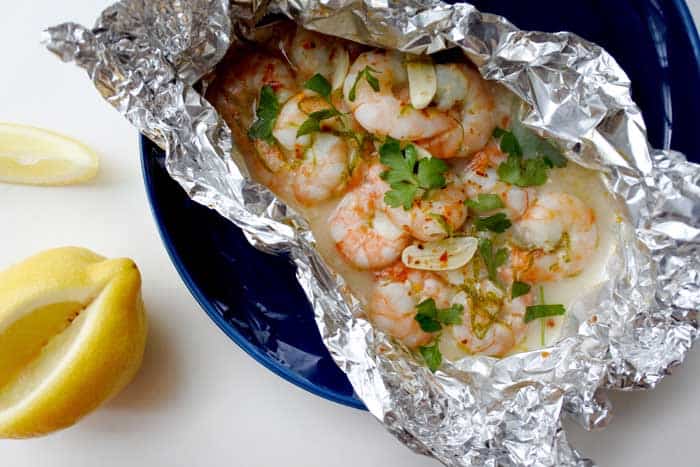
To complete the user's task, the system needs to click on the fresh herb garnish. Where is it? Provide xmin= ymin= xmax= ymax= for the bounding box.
xmin=304 ymin=73 xmax=333 ymax=99
xmin=525 ymin=304 xmax=566 ymax=323
xmin=511 ymin=281 xmax=531 ymax=299
xmin=474 ymin=213 xmax=512 ymax=233
xmin=525 ymin=287 xmax=565 ymax=324
xmin=414 ymin=298 xmax=463 ymax=333
xmin=493 ymin=120 xmax=566 ymax=187
xmin=296 ymin=75 xmax=344 ymax=138
xmin=248 ymin=85 xmax=280 ymax=143
xmin=466 ymin=194 xmax=504 ymax=212
xmin=478 ymin=239 xmax=508 ymax=283
xmin=379 ymin=138 xmax=449 ymax=210
xmin=419 ymin=341 xmax=442 ymax=372
xmin=348 ymin=66 xmax=380 ymax=102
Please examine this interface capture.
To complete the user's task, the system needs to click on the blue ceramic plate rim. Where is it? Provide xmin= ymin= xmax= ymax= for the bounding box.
xmin=140 ymin=137 xmax=366 ymax=409
xmin=140 ymin=0 xmax=700 ymax=411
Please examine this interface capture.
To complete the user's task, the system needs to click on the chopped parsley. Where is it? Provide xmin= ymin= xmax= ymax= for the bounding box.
xmin=379 ymin=138 xmax=449 ymax=210
xmin=474 ymin=212 xmax=512 ymax=233
xmin=511 ymin=281 xmax=531 ymax=299
xmin=419 ymin=341 xmax=442 ymax=372
xmin=414 ymin=298 xmax=463 ymax=333
xmin=248 ymin=85 xmax=279 ymax=143
xmin=348 ymin=66 xmax=380 ymax=102
xmin=296 ymin=74 xmax=344 ymax=138
xmin=465 ymin=193 xmax=504 ymax=212
xmin=493 ymin=120 xmax=567 ymax=187
xmin=478 ymin=238 xmax=508 ymax=283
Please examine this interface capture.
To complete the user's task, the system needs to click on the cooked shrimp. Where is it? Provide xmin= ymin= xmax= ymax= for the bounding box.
xmin=289 ymin=27 xmax=350 ymax=88
xmin=292 ymin=133 xmax=351 ymax=206
xmin=449 ymin=280 xmax=532 ymax=357
xmin=343 ymin=51 xmax=458 ymax=150
xmin=329 ymin=164 xmax=409 ymax=269
xmin=421 ymin=64 xmax=496 ymax=158
xmin=460 ymin=144 xmax=534 ymax=220
xmin=510 ymin=192 xmax=598 ymax=282
xmin=368 ymin=263 xmax=455 ymax=348
xmin=386 ymin=178 xmax=468 ymax=242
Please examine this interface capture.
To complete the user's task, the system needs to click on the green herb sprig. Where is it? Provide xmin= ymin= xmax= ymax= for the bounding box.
xmin=248 ymin=85 xmax=280 ymax=143
xmin=494 ymin=120 xmax=566 ymax=187
xmin=474 ymin=212 xmax=512 ymax=233
xmin=466 ymin=194 xmax=504 ymax=212
xmin=511 ymin=281 xmax=531 ymax=299
xmin=419 ymin=342 xmax=442 ymax=372
xmin=478 ymin=238 xmax=508 ymax=283
xmin=379 ymin=138 xmax=449 ymax=210
xmin=296 ymin=74 xmax=344 ymax=138
xmin=414 ymin=298 xmax=463 ymax=333
xmin=348 ymin=66 xmax=380 ymax=102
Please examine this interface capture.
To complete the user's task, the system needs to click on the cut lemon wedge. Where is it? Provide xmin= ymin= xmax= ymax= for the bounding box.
xmin=0 ymin=123 xmax=99 ymax=186
xmin=0 ymin=247 xmax=147 ymax=438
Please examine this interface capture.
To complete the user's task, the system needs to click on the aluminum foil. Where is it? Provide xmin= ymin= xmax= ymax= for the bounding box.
xmin=45 ymin=1 xmax=700 ymax=465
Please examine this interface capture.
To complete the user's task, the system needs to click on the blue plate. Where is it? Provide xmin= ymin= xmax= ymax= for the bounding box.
xmin=141 ymin=0 xmax=700 ymax=410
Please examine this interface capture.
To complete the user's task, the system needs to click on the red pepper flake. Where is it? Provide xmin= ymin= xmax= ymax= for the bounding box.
xmin=541 ymin=351 xmax=550 ymax=358
xmin=439 ymin=252 xmax=448 ymax=262
xmin=302 ymin=40 xmax=316 ymax=50
xmin=546 ymin=319 xmax=556 ymax=328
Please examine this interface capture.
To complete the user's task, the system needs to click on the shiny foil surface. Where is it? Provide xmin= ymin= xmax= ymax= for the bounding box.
xmin=45 ymin=1 xmax=700 ymax=465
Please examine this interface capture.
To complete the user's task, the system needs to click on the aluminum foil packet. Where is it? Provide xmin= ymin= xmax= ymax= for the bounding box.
xmin=45 ymin=1 xmax=700 ymax=465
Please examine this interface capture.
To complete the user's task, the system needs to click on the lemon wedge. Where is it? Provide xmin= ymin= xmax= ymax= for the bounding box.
xmin=0 ymin=247 xmax=147 ymax=438
xmin=0 ymin=123 xmax=99 ymax=186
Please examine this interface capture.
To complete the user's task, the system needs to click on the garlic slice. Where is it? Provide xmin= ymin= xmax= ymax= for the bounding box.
xmin=331 ymin=49 xmax=350 ymax=91
xmin=407 ymin=60 xmax=437 ymax=110
xmin=402 ymin=237 xmax=478 ymax=271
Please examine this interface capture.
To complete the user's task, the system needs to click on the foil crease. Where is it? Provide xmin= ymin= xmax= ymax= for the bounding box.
xmin=45 ymin=1 xmax=700 ymax=465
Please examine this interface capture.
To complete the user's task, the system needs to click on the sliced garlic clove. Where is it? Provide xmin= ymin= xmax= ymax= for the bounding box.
xmin=407 ymin=60 xmax=437 ymax=110
xmin=402 ymin=237 xmax=478 ymax=271
xmin=331 ymin=48 xmax=350 ymax=91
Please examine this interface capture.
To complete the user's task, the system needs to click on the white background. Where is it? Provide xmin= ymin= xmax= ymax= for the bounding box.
xmin=1 ymin=1 xmax=699 ymax=466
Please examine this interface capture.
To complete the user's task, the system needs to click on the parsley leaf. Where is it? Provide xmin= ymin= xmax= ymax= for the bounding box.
xmin=478 ymin=239 xmax=508 ymax=283
xmin=511 ymin=281 xmax=531 ymax=299
xmin=296 ymin=109 xmax=342 ymax=137
xmin=524 ymin=304 xmax=566 ymax=323
xmin=419 ymin=342 xmax=442 ymax=372
xmin=348 ymin=66 xmax=380 ymax=102
xmin=414 ymin=298 xmax=464 ymax=333
xmin=511 ymin=119 xmax=567 ymax=168
xmin=474 ymin=213 xmax=512 ymax=233
xmin=248 ymin=85 xmax=279 ymax=143
xmin=414 ymin=299 xmax=443 ymax=332
xmin=303 ymin=74 xmax=332 ymax=99
xmin=379 ymin=139 xmax=448 ymax=210
xmin=466 ymin=194 xmax=504 ymax=212
xmin=416 ymin=157 xmax=449 ymax=188
xmin=493 ymin=122 xmax=567 ymax=187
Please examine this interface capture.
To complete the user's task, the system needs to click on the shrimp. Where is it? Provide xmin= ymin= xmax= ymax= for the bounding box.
xmin=510 ymin=192 xmax=598 ymax=283
xmin=386 ymin=178 xmax=468 ymax=242
xmin=288 ymin=27 xmax=351 ymax=89
xmin=421 ymin=64 xmax=496 ymax=158
xmin=343 ymin=51 xmax=458 ymax=150
xmin=460 ymin=144 xmax=534 ymax=220
xmin=292 ymin=133 xmax=352 ymax=206
xmin=329 ymin=164 xmax=409 ymax=269
xmin=368 ymin=263 xmax=455 ymax=348
xmin=449 ymin=279 xmax=532 ymax=357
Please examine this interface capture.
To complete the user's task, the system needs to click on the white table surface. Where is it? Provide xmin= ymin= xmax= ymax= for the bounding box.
xmin=1 ymin=1 xmax=699 ymax=466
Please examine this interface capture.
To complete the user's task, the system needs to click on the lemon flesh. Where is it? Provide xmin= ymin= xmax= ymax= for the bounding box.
xmin=0 ymin=247 xmax=147 ymax=438
xmin=0 ymin=123 xmax=98 ymax=186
